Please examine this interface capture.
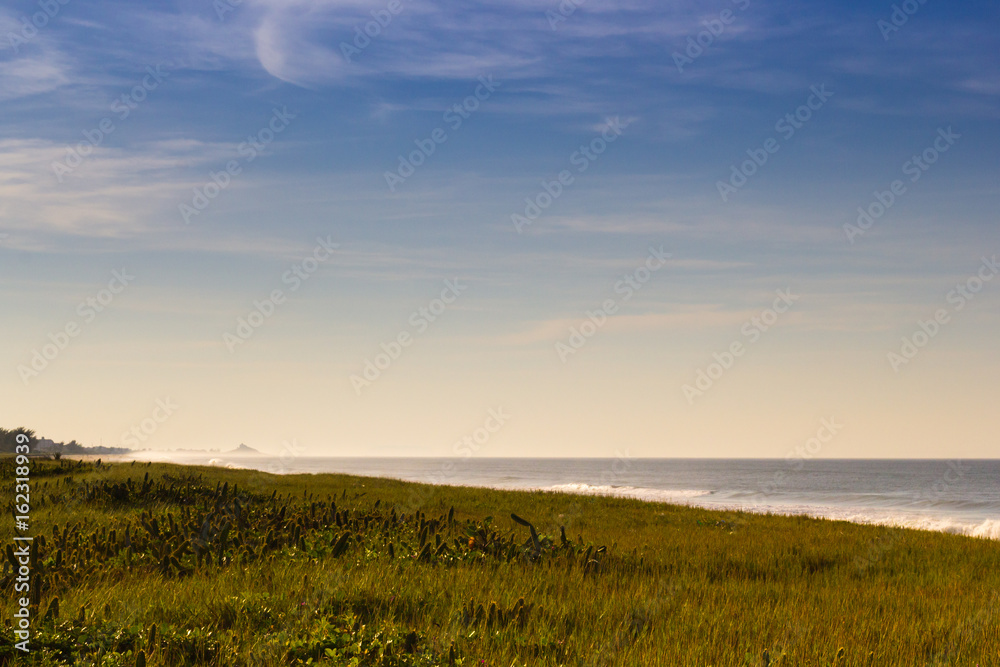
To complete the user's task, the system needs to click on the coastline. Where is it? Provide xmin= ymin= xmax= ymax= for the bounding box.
xmin=4 ymin=457 xmax=998 ymax=664
xmin=121 ymin=452 xmax=1000 ymax=541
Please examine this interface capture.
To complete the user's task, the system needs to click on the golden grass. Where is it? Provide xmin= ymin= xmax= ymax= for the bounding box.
xmin=0 ymin=458 xmax=997 ymax=666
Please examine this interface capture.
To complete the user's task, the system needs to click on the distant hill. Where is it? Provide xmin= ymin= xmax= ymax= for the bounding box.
xmin=226 ymin=443 xmax=262 ymax=455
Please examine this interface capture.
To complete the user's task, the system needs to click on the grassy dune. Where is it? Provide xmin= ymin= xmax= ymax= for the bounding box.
xmin=1 ymin=458 xmax=998 ymax=666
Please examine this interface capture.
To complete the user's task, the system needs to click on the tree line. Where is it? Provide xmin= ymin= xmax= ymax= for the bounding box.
xmin=0 ymin=427 xmax=128 ymax=455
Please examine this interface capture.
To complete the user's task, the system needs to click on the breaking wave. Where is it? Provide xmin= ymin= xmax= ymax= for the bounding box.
xmin=545 ymin=483 xmax=713 ymax=503
xmin=542 ymin=482 xmax=1000 ymax=540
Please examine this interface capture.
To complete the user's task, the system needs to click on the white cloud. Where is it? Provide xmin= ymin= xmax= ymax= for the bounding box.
xmin=0 ymin=138 xmax=233 ymax=239
xmin=253 ymin=10 xmax=346 ymax=86
xmin=0 ymin=53 xmax=70 ymax=100
xmin=0 ymin=9 xmax=74 ymax=101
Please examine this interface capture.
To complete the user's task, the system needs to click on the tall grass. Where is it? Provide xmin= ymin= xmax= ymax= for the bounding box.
xmin=1 ymin=458 xmax=997 ymax=665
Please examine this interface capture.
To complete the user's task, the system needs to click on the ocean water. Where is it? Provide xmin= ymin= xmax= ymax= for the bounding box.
xmin=131 ymin=454 xmax=1000 ymax=540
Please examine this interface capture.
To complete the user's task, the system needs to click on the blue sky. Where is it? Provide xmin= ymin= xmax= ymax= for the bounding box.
xmin=2 ymin=0 xmax=999 ymax=458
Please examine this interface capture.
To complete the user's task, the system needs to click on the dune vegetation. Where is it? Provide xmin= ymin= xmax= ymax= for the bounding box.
xmin=1 ymin=457 xmax=998 ymax=666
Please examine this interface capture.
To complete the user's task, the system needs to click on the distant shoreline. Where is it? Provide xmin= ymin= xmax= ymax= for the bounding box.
xmin=109 ymin=454 xmax=1000 ymax=541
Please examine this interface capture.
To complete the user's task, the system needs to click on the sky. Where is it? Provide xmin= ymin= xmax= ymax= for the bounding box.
xmin=1 ymin=0 xmax=998 ymax=459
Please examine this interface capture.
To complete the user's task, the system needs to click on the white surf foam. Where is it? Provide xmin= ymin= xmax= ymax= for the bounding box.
xmin=681 ymin=499 xmax=1000 ymax=540
xmin=834 ymin=512 xmax=1000 ymax=540
xmin=545 ymin=483 xmax=713 ymax=504
xmin=541 ymin=483 xmax=999 ymax=540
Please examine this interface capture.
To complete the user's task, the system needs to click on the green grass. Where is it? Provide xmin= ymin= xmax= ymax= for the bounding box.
xmin=1 ymin=458 xmax=998 ymax=666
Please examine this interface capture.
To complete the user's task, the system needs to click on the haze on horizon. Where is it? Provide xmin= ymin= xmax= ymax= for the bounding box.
xmin=1 ymin=0 xmax=998 ymax=460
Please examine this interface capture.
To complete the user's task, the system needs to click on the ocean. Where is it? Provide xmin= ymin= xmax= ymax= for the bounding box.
xmin=130 ymin=454 xmax=1000 ymax=540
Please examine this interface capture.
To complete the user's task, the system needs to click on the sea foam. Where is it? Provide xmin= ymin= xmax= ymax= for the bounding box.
xmin=543 ymin=482 xmax=1000 ymax=540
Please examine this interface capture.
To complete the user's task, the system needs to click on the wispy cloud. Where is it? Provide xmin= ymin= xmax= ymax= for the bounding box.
xmin=0 ymin=138 xmax=233 ymax=239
